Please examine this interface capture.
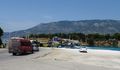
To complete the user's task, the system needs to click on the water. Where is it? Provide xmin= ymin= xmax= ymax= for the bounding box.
xmin=87 ymin=46 xmax=120 ymax=51
xmin=58 ymin=44 xmax=120 ymax=51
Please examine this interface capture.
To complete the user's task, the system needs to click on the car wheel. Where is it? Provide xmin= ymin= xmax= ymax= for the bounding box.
xmin=16 ymin=52 xmax=21 ymax=55
xmin=12 ymin=53 xmax=16 ymax=56
xmin=31 ymin=50 xmax=34 ymax=54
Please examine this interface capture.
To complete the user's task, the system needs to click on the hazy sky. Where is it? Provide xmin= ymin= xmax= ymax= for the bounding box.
xmin=0 ymin=0 xmax=120 ymax=32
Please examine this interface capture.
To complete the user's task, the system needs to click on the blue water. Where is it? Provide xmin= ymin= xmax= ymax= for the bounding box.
xmin=59 ymin=44 xmax=120 ymax=51
xmin=87 ymin=46 xmax=120 ymax=51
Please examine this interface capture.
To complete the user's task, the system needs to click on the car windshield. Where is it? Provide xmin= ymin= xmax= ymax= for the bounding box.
xmin=74 ymin=43 xmax=80 ymax=46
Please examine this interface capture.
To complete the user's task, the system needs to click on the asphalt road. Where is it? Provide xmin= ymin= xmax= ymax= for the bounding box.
xmin=0 ymin=49 xmax=15 ymax=61
xmin=0 ymin=47 xmax=51 ymax=61
xmin=0 ymin=47 xmax=119 ymax=70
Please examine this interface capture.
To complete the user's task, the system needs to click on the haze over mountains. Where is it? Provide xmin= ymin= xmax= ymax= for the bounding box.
xmin=2 ymin=19 xmax=120 ymax=39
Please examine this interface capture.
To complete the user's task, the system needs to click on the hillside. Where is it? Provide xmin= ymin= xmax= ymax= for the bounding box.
xmin=4 ymin=20 xmax=120 ymax=37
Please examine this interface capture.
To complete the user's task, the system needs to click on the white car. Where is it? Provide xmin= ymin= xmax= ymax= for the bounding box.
xmin=79 ymin=46 xmax=87 ymax=53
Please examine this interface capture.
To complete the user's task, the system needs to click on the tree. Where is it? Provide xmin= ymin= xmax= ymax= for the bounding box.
xmin=112 ymin=33 xmax=120 ymax=40
xmin=0 ymin=27 xmax=3 ymax=45
xmin=105 ymin=34 xmax=111 ymax=40
xmin=0 ymin=27 xmax=3 ymax=37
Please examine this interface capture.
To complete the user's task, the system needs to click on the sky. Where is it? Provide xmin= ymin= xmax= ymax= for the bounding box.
xmin=0 ymin=0 xmax=120 ymax=32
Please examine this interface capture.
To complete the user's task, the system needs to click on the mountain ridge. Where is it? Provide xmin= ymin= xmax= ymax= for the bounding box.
xmin=3 ymin=19 xmax=120 ymax=38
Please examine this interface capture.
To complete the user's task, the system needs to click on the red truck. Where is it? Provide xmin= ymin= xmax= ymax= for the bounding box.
xmin=8 ymin=37 xmax=33 ymax=55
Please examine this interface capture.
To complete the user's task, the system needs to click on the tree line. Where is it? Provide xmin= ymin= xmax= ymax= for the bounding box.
xmin=27 ymin=33 xmax=120 ymax=47
xmin=28 ymin=33 xmax=120 ymax=41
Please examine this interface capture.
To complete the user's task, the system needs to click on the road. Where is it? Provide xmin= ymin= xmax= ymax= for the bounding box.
xmin=0 ymin=47 xmax=52 ymax=62
xmin=0 ymin=47 xmax=119 ymax=70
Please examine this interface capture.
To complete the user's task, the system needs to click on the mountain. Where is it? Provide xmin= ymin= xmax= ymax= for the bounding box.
xmin=3 ymin=20 xmax=120 ymax=38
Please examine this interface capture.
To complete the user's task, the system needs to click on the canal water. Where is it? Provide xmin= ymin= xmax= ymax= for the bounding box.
xmin=87 ymin=46 xmax=120 ymax=51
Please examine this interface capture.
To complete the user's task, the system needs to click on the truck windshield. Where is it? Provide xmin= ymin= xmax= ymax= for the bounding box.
xmin=21 ymin=41 xmax=31 ymax=46
xmin=11 ymin=40 xmax=20 ymax=47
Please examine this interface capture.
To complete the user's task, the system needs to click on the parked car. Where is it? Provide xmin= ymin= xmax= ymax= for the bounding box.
xmin=32 ymin=44 xmax=39 ymax=51
xmin=79 ymin=46 xmax=87 ymax=53
xmin=8 ymin=37 xmax=33 ymax=55
xmin=58 ymin=44 xmax=66 ymax=48
xmin=30 ymin=40 xmax=39 ymax=51
xmin=73 ymin=43 xmax=81 ymax=49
